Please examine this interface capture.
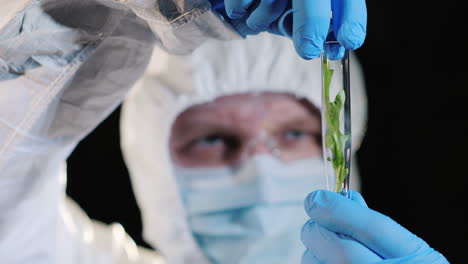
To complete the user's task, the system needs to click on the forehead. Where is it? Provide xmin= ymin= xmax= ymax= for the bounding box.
xmin=171 ymin=92 xmax=320 ymax=135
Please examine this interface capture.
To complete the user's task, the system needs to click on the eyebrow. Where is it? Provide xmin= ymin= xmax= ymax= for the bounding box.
xmin=171 ymin=118 xmax=237 ymax=145
xmin=175 ymin=114 xmax=320 ymax=139
xmin=171 ymin=103 xmax=322 ymax=143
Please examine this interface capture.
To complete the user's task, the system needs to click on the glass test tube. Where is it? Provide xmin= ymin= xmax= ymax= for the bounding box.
xmin=321 ymin=41 xmax=352 ymax=197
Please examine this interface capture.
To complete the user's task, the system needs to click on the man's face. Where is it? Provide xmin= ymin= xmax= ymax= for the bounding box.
xmin=170 ymin=92 xmax=322 ymax=168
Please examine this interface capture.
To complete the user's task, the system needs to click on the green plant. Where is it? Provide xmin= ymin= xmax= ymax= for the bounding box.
xmin=322 ymin=57 xmax=349 ymax=192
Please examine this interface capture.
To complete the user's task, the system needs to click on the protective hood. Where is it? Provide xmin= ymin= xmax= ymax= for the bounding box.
xmin=120 ymin=33 xmax=368 ymax=264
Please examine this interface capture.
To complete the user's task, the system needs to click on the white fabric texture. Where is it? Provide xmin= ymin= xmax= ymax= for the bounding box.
xmin=120 ymin=32 xmax=368 ymax=264
xmin=0 ymin=1 xmax=239 ymax=263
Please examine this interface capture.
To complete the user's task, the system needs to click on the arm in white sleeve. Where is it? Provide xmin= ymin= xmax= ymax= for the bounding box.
xmin=0 ymin=1 xmax=158 ymax=263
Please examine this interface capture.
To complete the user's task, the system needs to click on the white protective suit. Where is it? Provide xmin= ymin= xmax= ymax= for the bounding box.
xmin=0 ymin=1 xmax=236 ymax=263
xmin=0 ymin=1 xmax=367 ymax=263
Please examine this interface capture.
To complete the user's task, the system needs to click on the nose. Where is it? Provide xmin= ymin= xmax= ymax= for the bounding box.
xmin=243 ymin=134 xmax=281 ymax=160
xmin=249 ymin=143 xmax=271 ymax=156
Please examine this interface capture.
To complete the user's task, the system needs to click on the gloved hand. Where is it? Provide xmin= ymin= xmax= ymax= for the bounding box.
xmin=301 ymin=190 xmax=450 ymax=264
xmin=218 ymin=0 xmax=367 ymax=60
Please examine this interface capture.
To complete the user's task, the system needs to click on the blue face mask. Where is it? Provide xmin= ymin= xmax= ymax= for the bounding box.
xmin=174 ymin=155 xmax=327 ymax=264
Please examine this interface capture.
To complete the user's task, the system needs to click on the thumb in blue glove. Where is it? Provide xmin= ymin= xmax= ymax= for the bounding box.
xmin=301 ymin=190 xmax=450 ymax=264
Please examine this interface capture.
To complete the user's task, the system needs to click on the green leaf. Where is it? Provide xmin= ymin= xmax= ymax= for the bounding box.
xmin=322 ymin=58 xmax=350 ymax=193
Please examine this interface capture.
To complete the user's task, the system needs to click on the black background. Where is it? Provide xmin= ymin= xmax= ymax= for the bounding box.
xmin=66 ymin=2 xmax=468 ymax=263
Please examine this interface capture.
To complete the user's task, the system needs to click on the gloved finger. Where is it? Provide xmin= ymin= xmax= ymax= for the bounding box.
xmin=224 ymin=0 xmax=256 ymax=19
xmin=301 ymin=249 xmax=321 ymax=264
xmin=304 ymin=189 xmax=368 ymax=209
xmin=305 ymin=190 xmax=431 ymax=259
xmin=323 ymin=42 xmax=346 ymax=60
xmin=292 ymin=0 xmax=331 ymax=60
xmin=384 ymin=248 xmax=450 ymax=263
xmin=331 ymin=0 xmax=367 ymax=50
xmin=301 ymin=220 xmax=383 ymax=263
xmin=348 ymin=189 xmax=368 ymax=207
xmin=246 ymin=0 xmax=289 ymax=31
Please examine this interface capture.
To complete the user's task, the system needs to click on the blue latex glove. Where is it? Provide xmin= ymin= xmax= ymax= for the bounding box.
xmin=301 ymin=190 xmax=450 ymax=264
xmin=217 ymin=0 xmax=367 ymax=60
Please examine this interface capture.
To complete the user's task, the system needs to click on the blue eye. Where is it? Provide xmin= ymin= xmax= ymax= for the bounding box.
xmin=195 ymin=135 xmax=224 ymax=146
xmin=284 ymin=130 xmax=307 ymax=140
